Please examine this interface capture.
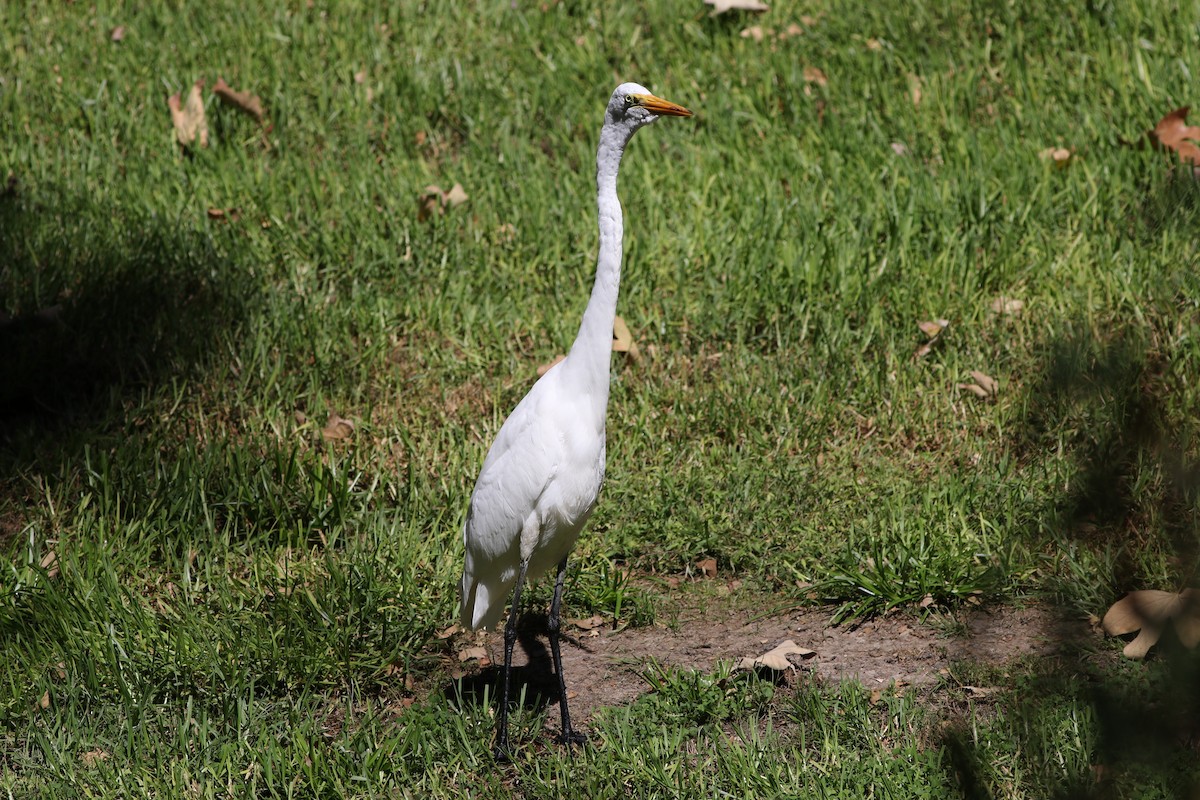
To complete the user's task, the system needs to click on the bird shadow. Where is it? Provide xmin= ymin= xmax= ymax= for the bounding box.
xmin=0 ymin=179 xmax=254 ymax=539
xmin=444 ymin=611 xmax=588 ymax=719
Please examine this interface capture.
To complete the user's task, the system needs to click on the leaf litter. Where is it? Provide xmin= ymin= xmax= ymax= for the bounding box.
xmin=1102 ymin=589 xmax=1200 ymax=659
xmin=167 ymin=80 xmax=208 ymax=149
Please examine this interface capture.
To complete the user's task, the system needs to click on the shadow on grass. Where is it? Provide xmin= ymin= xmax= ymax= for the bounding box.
xmin=444 ymin=611 xmax=578 ymax=730
xmin=941 ymin=303 xmax=1200 ymax=797
xmin=0 ymin=181 xmax=255 ymax=532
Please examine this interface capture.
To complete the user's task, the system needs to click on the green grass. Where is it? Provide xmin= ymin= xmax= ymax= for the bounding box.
xmin=2 ymin=0 xmax=1200 ymax=796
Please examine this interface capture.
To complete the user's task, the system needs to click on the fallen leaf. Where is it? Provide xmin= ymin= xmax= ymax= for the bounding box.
xmin=569 ymin=614 xmax=606 ymax=631
xmin=436 ymin=623 xmax=460 ymax=640
xmin=958 ymin=370 xmax=998 ymax=400
xmin=866 ymin=38 xmax=882 ymax=51
xmin=1103 ymin=588 xmax=1200 ymax=659
xmin=110 ymin=26 xmax=125 ymax=42
xmin=1039 ymin=146 xmax=1073 ymax=166
xmin=800 ymin=14 xmax=817 ymax=26
xmin=444 ymin=182 xmax=469 ymax=207
xmin=802 ymin=66 xmax=827 ymax=87
xmin=704 ymin=0 xmax=769 ymax=14
xmin=890 ymin=141 xmax=909 ymax=157
xmin=612 ymin=315 xmax=640 ymax=360
xmin=740 ymin=26 xmax=766 ymax=42
xmin=908 ymin=74 xmax=923 ymax=107
xmin=37 ymin=690 xmax=50 ymax=710
xmin=962 ymin=685 xmax=999 ymax=697
xmin=780 ymin=23 xmax=804 ymax=38
xmin=459 ymin=645 xmax=489 ymax=663
xmin=354 ymin=69 xmax=367 ymax=84
xmin=918 ymin=319 xmax=949 ymax=339
xmin=213 ymin=77 xmax=266 ymax=124
xmin=1148 ymin=107 xmax=1200 ymax=166
xmin=207 ymin=207 xmax=226 ymax=220
xmin=697 ymin=557 xmax=718 ymax=578
xmin=322 ymin=413 xmax=355 ymax=441
xmin=990 ymin=296 xmax=1024 ymax=316
xmin=167 ymin=80 xmax=208 ymax=149
xmin=40 ymin=550 xmax=59 ymax=579
xmin=536 ymin=354 xmax=566 ymax=377
xmin=919 ymin=594 xmax=935 ymax=609
xmin=417 ymin=183 xmax=469 ymax=222
xmin=970 ymin=370 xmax=998 ymax=395
xmin=915 ymin=321 xmax=948 ymax=357
xmin=737 ymin=640 xmax=815 ymax=671
xmin=81 ymin=749 xmax=109 ymax=767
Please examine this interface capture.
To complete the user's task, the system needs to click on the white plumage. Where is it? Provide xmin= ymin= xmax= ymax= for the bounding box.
xmin=457 ymin=82 xmax=692 ymax=757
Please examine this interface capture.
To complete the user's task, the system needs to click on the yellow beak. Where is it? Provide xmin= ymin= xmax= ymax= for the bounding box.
xmin=630 ymin=93 xmax=693 ymax=117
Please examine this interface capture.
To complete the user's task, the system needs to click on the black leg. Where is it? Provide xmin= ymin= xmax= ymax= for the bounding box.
xmin=494 ymin=560 xmax=529 ymax=761
xmin=547 ymin=556 xmax=586 ymax=748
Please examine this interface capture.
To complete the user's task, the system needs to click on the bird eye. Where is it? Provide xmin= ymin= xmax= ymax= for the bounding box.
xmin=624 ymin=95 xmax=636 ymax=108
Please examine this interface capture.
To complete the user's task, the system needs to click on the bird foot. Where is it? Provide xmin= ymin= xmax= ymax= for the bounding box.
xmin=492 ymin=742 xmax=514 ymax=763
xmin=558 ymin=729 xmax=587 ymax=749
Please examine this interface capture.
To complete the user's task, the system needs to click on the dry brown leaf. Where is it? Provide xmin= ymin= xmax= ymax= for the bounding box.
xmin=40 ymin=550 xmax=60 ymax=579
xmin=1103 ymin=589 xmax=1200 ymax=659
xmin=780 ymin=23 xmax=804 ymax=38
xmin=435 ymin=623 xmax=460 ymax=640
xmin=697 ymin=557 xmax=718 ymax=578
xmin=908 ymin=74 xmax=923 ymax=107
xmin=536 ymin=354 xmax=566 ymax=377
xmin=704 ymin=0 xmax=769 ymax=14
xmin=37 ymin=690 xmax=50 ymax=710
xmin=110 ymin=26 xmax=125 ymax=42
xmin=802 ymin=66 xmax=827 ymax=87
xmin=958 ymin=371 xmax=997 ymax=400
xmin=737 ymin=640 xmax=815 ymax=671
xmin=1148 ymin=107 xmax=1200 ymax=166
xmin=970 ymin=370 xmax=998 ymax=395
xmin=740 ymin=26 xmax=766 ymax=42
xmin=444 ymin=182 xmax=469 ymax=207
xmin=417 ymin=183 xmax=469 ymax=222
xmin=612 ymin=315 xmax=640 ymax=360
xmin=890 ymin=142 xmax=909 ymax=157
xmin=569 ymin=614 xmax=607 ymax=631
xmin=354 ymin=69 xmax=367 ymax=84
xmin=1039 ymin=146 xmax=1073 ymax=167
xmin=213 ymin=77 xmax=266 ymax=124
xmin=800 ymin=14 xmax=817 ymax=26
xmin=459 ymin=645 xmax=489 ymax=663
xmin=167 ymin=80 xmax=208 ymax=149
xmin=918 ymin=319 xmax=949 ymax=338
xmin=866 ymin=38 xmax=882 ymax=51
xmin=959 ymin=383 xmax=991 ymax=399
xmin=81 ymin=748 xmax=109 ymax=767
xmin=322 ymin=413 xmax=355 ymax=441
xmin=990 ymin=296 xmax=1024 ymax=316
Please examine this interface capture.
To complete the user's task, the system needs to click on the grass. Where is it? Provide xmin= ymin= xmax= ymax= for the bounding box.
xmin=2 ymin=0 xmax=1199 ymax=796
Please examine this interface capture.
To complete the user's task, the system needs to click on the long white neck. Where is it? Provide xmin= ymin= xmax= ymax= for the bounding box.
xmin=565 ymin=120 xmax=631 ymax=400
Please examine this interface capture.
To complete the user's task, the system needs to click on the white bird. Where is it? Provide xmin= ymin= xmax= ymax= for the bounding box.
xmin=459 ymin=82 xmax=692 ymax=758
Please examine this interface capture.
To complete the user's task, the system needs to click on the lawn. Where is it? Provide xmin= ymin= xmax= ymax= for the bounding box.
xmin=2 ymin=0 xmax=1199 ymax=797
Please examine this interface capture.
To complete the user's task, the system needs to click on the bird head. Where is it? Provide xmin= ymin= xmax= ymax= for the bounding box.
xmin=607 ymin=82 xmax=693 ymax=129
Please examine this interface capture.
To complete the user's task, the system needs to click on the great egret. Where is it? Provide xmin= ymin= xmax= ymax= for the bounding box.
xmin=459 ymin=82 xmax=692 ymax=758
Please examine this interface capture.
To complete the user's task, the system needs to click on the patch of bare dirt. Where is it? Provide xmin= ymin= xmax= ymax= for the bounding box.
xmin=454 ymin=597 xmax=1091 ymax=726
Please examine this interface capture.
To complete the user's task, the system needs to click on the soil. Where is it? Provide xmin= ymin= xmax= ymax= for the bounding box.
xmin=449 ymin=588 xmax=1098 ymax=727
